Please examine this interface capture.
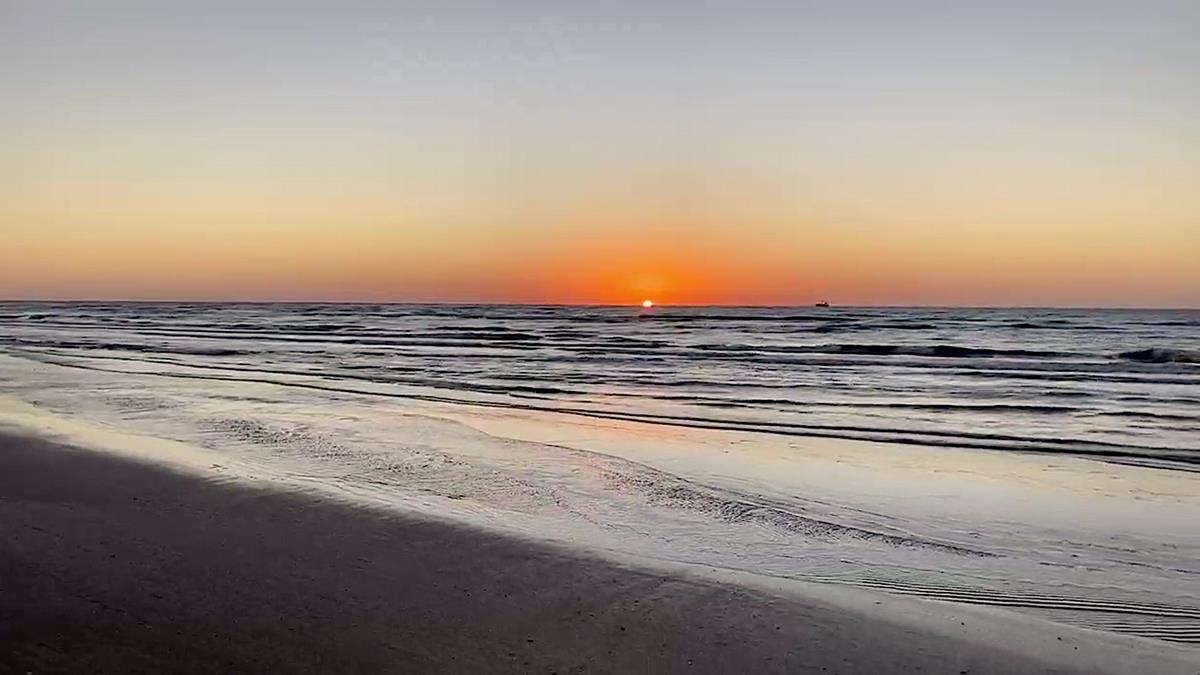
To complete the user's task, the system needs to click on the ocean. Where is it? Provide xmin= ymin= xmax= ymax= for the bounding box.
xmin=2 ymin=303 xmax=1196 ymax=469
xmin=1 ymin=303 xmax=1197 ymax=643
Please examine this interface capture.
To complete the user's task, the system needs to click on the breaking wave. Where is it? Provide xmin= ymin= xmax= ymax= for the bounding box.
xmin=1118 ymin=348 xmax=1200 ymax=364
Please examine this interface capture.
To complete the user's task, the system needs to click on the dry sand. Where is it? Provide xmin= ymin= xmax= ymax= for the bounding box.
xmin=1 ymin=430 xmax=1194 ymax=674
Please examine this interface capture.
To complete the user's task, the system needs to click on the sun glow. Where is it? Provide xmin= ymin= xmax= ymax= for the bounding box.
xmin=642 ymin=299 xmax=654 ymax=308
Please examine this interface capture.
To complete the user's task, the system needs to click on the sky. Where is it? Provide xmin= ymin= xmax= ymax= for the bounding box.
xmin=2 ymin=1 xmax=1197 ymax=306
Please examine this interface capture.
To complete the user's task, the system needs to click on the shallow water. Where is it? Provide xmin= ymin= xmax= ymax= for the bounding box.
xmin=0 ymin=303 xmax=1197 ymax=644
xmin=1 ymin=303 xmax=1196 ymax=469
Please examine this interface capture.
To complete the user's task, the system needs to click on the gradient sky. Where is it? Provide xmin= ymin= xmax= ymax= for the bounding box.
xmin=2 ymin=1 xmax=1197 ymax=306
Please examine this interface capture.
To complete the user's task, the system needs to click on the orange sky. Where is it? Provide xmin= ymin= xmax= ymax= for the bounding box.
xmin=2 ymin=3 xmax=1197 ymax=307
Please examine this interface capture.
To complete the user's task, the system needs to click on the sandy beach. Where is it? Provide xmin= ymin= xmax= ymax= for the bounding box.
xmin=2 ymin=429 xmax=1195 ymax=674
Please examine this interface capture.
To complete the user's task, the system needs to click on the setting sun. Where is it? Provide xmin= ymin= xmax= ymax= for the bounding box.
xmin=642 ymin=300 xmax=654 ymax=309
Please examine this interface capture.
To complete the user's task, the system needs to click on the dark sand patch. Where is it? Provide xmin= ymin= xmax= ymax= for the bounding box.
xmin=0 ymin=430 xmax=1186 ymax=674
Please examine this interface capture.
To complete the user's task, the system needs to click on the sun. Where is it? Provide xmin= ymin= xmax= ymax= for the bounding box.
xmin=641 ymin=299 xmax=654 ymax=309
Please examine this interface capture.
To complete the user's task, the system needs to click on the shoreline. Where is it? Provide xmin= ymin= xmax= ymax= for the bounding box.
xmin=3 ymin=429 xmax=1196 ymax=673
xmin=11 ymin=348 xmax=1198 ymax=475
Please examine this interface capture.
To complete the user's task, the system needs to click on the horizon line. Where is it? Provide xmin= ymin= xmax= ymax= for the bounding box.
xmin=0 ymin=298 xmax=1196 ymax=311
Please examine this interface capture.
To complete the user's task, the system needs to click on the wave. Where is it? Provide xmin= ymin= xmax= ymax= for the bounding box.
xmin=1005 ymin=321 xmax=1073 ymax=330
xmin=16 ymin=351 xmax=1199 ymax=472
xmin=691 ymin=342 xmax=1074 ymax=359
xmin=3 ymin=331 xmax=542 ymax=352
xmin=1118 ymin=348 xmax=1200 ymax=364
xmin=1 ymin=338 xmax=248 ymax=357
xmin=812 ymin=321 xmax=940 ymax=333
xmin=601 ymin=464 xmax=992 ymax=557
xmin=205 ymin=325 xmax=546 ymax=342
xmin=1090 ymin=410 xmax=1200 ymax=422
xmin=625 ymin=393 xmax=1083 ymax=415
xmin=828 ymin=343 xmax=1073 ymax=358
xmin=802 ymin=573 xmax=1200 ymax=644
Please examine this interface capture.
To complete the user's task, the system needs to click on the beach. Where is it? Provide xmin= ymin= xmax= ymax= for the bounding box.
xmin=0 ymin=304 xmax=1198 ymax=672
xmin=5 ymin=0 xmax=1198 ymax=670
xmin=4 ymin=429 xmax=1195 ymax=674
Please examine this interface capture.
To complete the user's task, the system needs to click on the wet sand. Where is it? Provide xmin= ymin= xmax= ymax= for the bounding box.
xmin=1 ymin=430 xmax=1192 ymax=674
